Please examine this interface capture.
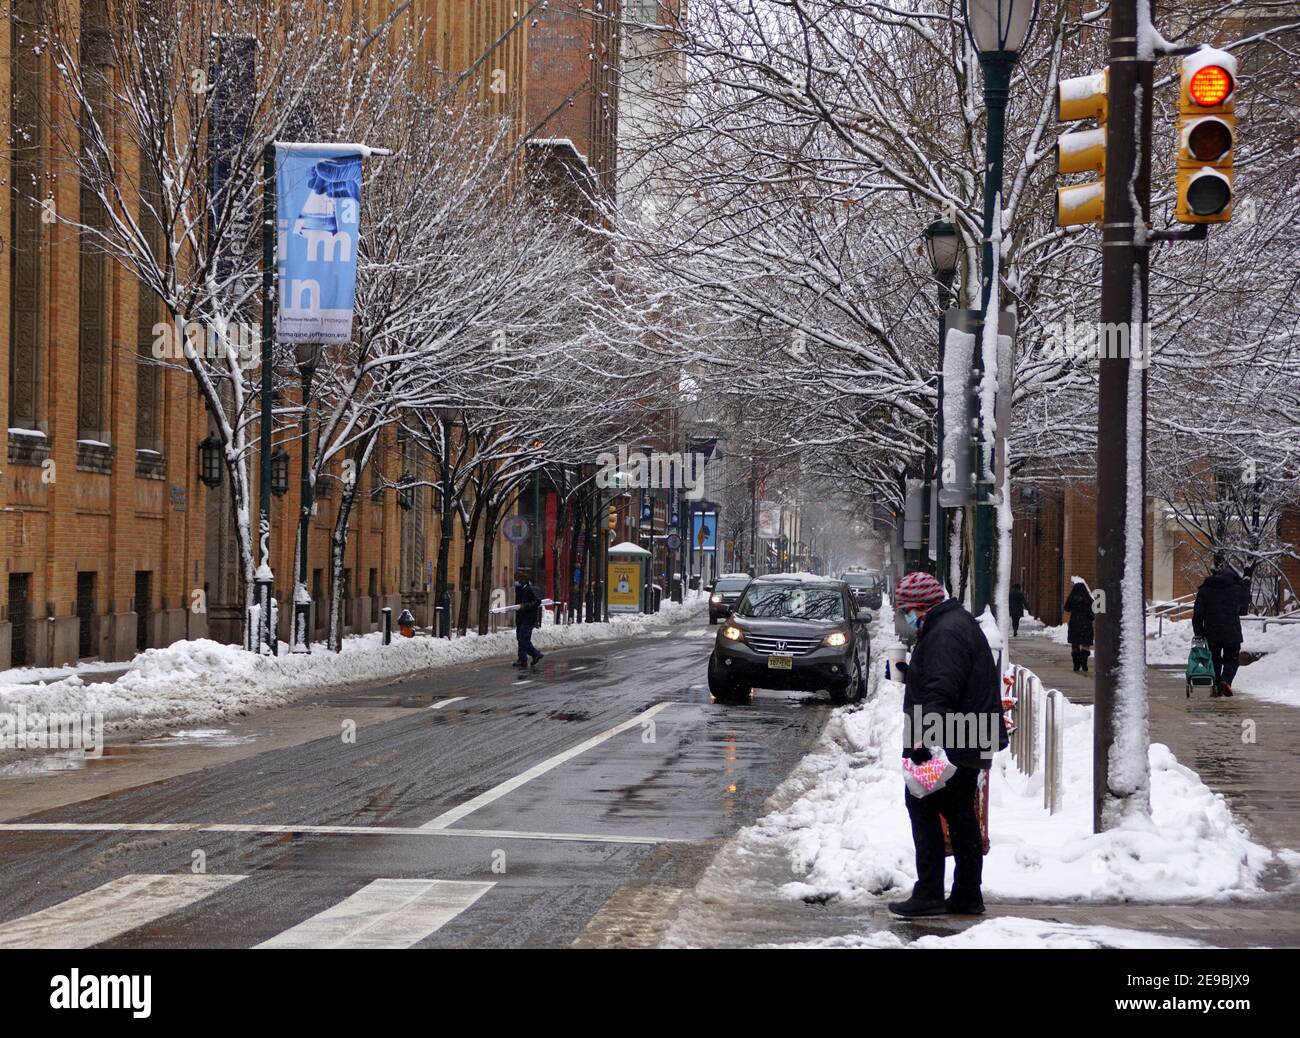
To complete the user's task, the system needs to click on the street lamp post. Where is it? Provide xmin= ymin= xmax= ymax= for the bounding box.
xmin=291 ymin=341 xmax=322 ymax=653
xmin=252 ymin=143 xmax=277 ymax=656
xmin=435 ymin=407 xmax=457 ymax=639
xmin=962 ymin=0 xmax=1037 ymax=616
xmin=924 ymin=219 xmax=960 ymax=585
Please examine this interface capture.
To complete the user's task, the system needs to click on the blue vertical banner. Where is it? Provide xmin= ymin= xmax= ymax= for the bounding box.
xmin=275 ymin=144 xmax=366 ymax=344
xmin=692 ymin=511 xmax=717 ymax=552
xmin=640 ymin=489 xmax=652 ymax=522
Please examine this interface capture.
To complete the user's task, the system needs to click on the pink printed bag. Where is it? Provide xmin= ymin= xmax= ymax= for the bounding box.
xmin=902 ymin=747 xmax=957 ymax=798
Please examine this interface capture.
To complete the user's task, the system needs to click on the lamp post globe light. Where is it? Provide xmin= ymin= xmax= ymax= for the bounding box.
xmin=962 ymin=0 xmax=1037 ymax=615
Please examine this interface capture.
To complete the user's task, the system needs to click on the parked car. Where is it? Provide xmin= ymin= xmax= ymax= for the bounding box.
xmin=707 ymin=574 xmax=872 ymax=705
xmin=841 ymin=570 xmax=884 ymax=610
xmin=708 ymin=573 xmax=752 ymax=624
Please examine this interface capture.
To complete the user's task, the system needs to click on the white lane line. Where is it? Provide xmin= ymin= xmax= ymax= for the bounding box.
xmin=420 ymin=702 xmax=674 ymax=830
xmin=428 ymin=697 xmax=466 ymax=710
xmin=0 ymin=873 xmax=245 ymax=949
xmin=514 ymin=679 xmax=532 ymax=685
xmin=570 ymin=666 xmax=587 ymax=672
xmin=0 ymin=822 xmax=683 ymax=845
xmin=257 ymin=878 xmax=493 ymax=949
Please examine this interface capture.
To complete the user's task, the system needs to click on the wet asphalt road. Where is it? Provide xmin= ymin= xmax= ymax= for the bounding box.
xmin=0 ymin=623 xmax=830 ymax=948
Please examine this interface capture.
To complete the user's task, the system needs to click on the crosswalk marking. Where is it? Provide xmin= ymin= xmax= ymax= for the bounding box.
xmin=428 ymin=697 xmax=467 ymax=710
xmin=0 ymin=873 xmax=245 ymax=949
xmin=420 ymin=702 xmax=674 ymax=830
xmin=257 ymin=879 xmax=494 ymax=949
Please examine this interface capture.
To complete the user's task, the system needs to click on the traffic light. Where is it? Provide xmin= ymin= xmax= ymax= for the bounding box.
xmin=607 ymin=504 xmax=617 ymax=530
xmin=1176 ymin=48 xmax=1236 ymax=223
xmin=1056 ymin=68 xmax=1108 ymax=227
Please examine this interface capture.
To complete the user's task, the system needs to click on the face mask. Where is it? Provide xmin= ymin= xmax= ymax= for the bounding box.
xmin=903 ymin=609 xmax=921 ymax=630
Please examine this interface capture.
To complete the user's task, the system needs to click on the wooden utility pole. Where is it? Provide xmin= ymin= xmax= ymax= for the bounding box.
xmin=1094 ymin=0 xmax=1155 ymax=831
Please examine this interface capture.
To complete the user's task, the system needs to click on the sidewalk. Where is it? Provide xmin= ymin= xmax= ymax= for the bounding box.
xmin=1009 ymin=628 xmax=1300 ymax=879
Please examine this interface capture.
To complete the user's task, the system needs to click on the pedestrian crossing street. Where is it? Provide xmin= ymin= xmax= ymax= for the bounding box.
xmin=0 ymin=873 xmax=498 ymax=949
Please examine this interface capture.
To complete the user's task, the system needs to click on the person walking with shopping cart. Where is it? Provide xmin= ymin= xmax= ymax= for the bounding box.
xmin=1192 ymin=562 xmax=1250 ymax=697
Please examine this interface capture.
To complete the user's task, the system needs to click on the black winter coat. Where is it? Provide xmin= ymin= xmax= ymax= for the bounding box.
xmin=1192 ymin=566 xmax=1249 ymax=646
xmin=1064 ymin=583 xmax=1094 ymax=646
xmin=1009 ymin=587 xmax=1029 ymax=619
xmin=902 ymin=598 xmax=1006 ymax=770
xmin=515 ymin=582 xmax=542 ymax=627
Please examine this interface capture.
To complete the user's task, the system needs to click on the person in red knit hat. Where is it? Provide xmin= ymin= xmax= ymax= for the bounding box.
xmin=889 ymin=571 xmax=1005 ymax=918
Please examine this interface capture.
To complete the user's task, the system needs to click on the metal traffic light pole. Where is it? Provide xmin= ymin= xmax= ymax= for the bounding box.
xmin=1093 ymin=0 xmax=1155 ymax=833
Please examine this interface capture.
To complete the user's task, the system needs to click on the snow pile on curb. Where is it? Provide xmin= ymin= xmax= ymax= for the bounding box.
xmin=755 ymin=622 xmax=1275 ymax=904
xmin=768 ymin=917 xmax=1208 ymax=949
xmin=0 ymin=593 xmax=708 ymax=733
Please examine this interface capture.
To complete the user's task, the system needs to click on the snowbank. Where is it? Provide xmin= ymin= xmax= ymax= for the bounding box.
xmin=770 ymin=917 xmax=1207 ymax=949
xmin=756 ymin=617 xmax=1275 ymax=905
xmin=0 ymin=594 xmax=708 ymax=733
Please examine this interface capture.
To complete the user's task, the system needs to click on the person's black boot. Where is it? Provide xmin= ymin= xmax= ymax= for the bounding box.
xmin=945 ymin=895 xmax=986 ymax=916
xmin=1082 ymin=654 xmax=1089 ymax=673
xmin=531 ymin=653 xmax=544 ymax=667
xmin=511 ymin=659 xmax=527 ymax=669
xmin=887 ymin=896 xmax=948 ymax=918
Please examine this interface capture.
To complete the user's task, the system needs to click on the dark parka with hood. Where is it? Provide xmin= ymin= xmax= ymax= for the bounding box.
xmin=901 ymin=599 xmax=1006 ymax=770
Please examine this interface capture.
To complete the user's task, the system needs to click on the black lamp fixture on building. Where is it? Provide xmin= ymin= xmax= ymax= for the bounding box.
xmin=397 ymin=472 xmax=415 ymax=511
xmin=198 ymin=434 xmax=223 ymax=488
xmin=270 ymin=450 xmax=290 ymax=496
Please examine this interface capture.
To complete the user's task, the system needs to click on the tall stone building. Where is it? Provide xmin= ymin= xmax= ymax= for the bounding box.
xmin=0 ymin=1 xmax=533 ymax=667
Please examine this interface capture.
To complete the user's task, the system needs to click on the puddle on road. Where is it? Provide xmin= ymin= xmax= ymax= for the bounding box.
xmin=137 ymin=728 xmax=255 ymax=748
xmin=0 ymin=751 xmax=91 ymax=778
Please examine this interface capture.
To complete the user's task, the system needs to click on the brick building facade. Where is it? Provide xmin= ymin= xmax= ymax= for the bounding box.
xmin=0 ymin=1 xmax=534 ymax=667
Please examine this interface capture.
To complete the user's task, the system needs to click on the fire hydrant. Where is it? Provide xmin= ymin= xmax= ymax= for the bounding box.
xmin=398 ymin=609 xmax=416 ymax=638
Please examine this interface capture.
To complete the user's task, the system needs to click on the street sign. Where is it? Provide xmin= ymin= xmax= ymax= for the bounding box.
xmin=502 ymin=515 xmax=530 ymax=545
xmin=666 ymin=532 xmax=682 ymax=552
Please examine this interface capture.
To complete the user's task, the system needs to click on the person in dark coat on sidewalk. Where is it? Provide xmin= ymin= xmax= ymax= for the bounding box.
xmin=1192 ymin=563 xmax=1250 ymax=696
xmin=1009 ymin=583 xmax=1029 ymax=636
xmin=1064 ymin=581 xmax=1094 ymax=673
xmin=888 ymin=571 xmax=1006 ymax=919
xmin=512 ymin=569 xmax=544 ymax=669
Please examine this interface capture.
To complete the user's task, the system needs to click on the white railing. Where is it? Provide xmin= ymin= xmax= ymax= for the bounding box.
xmin=1148 ymin=592 xmax=1197 ymax=638
xmin=1008 ymin=664 xmax=1064 ymax=815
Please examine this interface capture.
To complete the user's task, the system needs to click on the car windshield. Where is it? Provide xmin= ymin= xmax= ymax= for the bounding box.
xmin=737 ymin=585 xmax=844 ymax=620
xmin=715 ymin=577 xmax=749 ymax=592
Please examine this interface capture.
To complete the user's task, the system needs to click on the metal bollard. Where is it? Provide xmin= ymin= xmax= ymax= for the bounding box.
xmin=1044 ymin=688 xmax=1063 ymax=814
xmin=381 ymin=607 xmax=392 ymax=645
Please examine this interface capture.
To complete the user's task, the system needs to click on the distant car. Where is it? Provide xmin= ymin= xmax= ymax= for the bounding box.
xmin=841 ymin=570 xmax=884 ymax=610
xmin=707 ymin=574 xmax=872 ymax=706
xmin=708 ymin=573 xmax=751 ymax=624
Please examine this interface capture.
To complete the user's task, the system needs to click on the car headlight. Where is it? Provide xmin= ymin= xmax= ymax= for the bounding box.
xmin=823 ymin=630 xmax=848 ymax=647
xmin=710 ymin=594 xmax=723 ymax=604
xmin=722 ymin=625 xmax=743 ymax=641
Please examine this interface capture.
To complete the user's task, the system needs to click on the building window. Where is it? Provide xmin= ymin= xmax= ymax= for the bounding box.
xmin=77 ymin=4 xmax=113 ymax=454
xmin=9 ymin=2 xmax=45 ymax=443
xmin=136 ymin=164 xmax=165 ymax=474
xmin=77 ymin=572 xmax=97 ymax=659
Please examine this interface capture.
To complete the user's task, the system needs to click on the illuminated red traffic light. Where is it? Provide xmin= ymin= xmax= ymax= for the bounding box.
xmin=1189 ymin=65 xmax=1232 ymax=107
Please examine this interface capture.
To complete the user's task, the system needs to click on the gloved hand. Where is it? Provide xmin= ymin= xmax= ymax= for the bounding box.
xmin=903 ymin=746 xmax=932 ymax=764
xmin=894 ymin=660 xmax=908 ymax=675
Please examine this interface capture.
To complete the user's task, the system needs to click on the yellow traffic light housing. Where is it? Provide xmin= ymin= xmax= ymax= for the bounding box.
xmin=1176 ymin=48 xmax=1236 ymax=223
xmin=1056 ymin=68 xmax=1108 ymax=227
xmin=607 ymin=504 xmax=617 ymax=530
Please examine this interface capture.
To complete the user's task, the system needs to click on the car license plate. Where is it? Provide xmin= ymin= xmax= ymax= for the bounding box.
xmin=767 ymin=654 xmax=793 ymax=670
